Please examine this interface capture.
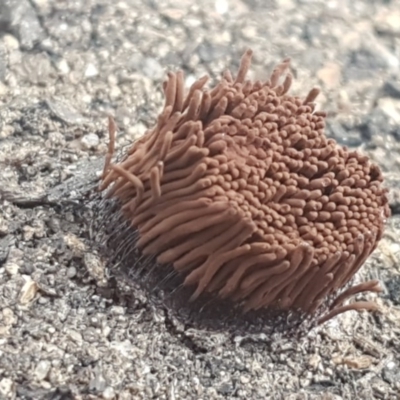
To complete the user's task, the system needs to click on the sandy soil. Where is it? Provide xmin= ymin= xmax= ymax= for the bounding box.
xmin=0 ymin=0 xmax=400 ymax=399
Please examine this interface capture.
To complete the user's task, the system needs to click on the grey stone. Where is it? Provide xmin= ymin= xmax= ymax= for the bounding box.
xmin=46 ymin=97 xmax=88 ymax=125
xmin=67 ymin=266 xmax=77 ymax=279
xmin=382 ymin=362 xmax=400 ymax=385
xmin=89 ymin=370 xmax=107 ymax=393
xmin=34 ymin=360 xmax=51 ymax=381
xmin=385 ymin=274 xmax=400 ymax=305
xmin=382 ymin=77 xmax=400 ymax=99
xmin=0 ymin=0 xmax=45 ymax=50
xmin=326 ymin=120 xmax=363 ymax=147
xmin=357 ymin=108 xmax=400 ymax=141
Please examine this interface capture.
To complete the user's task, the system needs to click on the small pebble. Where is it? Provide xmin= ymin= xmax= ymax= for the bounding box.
xmin=35 ymin=360 xmax=51 ymax=381
xmin=90 ymin=371 xmax=107 ymax=392
xmin=0 ymin=378 xmax=15 ymax=397
xmin=382 ymin=361 xmax=400 ymax=384
xmin=103 ymin=386 xmax=116 ymax=399
xmin=46 ymin=97 xmax=86 ymax=125
xmin=215 ymin=0 xmax=229 ymax=14
xmin=2 ymin=34 xmax=20 ymax=51
xmin=56 ymin=59 xmax=70 ymax=75
xmin=81 ymin=133 xmax=100 ymax=150
xmin=67 ymin=266 xmax=77 ymax=279
xmin=68 ymin=329 xmax=83 ymax=344
xmin=4 ymin=262 xmax=18 ymax=276
xmin=0 ymin=125 xmax=14 ymax=139
xmin=85 ymin=63 xmax=99 ymax=78
xmin=378 ymin=98 xmax=400 ymax=124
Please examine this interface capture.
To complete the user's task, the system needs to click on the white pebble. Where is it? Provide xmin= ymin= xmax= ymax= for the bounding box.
xmin=2 ymin=34 xmax=19 ymax=51
xmin=103 ymin=387 xmax=116 ymax=399
xmin=81 ymin=133 xmax=100 ymax=149
xmin=85 ymin=63 xmax=99 ymax=78
xmin=35 ymin=360 xmax=51 ymax=381
xmin=215 ymin=0 xmax=229 ymax=14
xmin=57 ymin=59 xmax=70 ymax=75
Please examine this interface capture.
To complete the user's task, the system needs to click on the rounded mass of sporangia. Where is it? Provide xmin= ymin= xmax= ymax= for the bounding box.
xmin=99 ymin=49 xmax=390 ymax=325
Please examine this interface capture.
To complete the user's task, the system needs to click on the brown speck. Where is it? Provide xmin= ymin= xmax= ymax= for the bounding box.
xmin=99 ymin=49 xmax=390 ymax=326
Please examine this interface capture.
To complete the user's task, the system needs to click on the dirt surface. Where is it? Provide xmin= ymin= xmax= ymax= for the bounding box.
xmin=1 ymin=0 xmax=400 ymax=399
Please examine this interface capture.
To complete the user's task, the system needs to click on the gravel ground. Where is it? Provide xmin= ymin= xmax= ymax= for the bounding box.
xmin=1 ymin=0 xmax=400 ymax=399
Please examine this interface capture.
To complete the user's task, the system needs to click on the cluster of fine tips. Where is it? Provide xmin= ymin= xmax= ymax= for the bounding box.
xmin=99 ymin=49 xmax=390 ymax=325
